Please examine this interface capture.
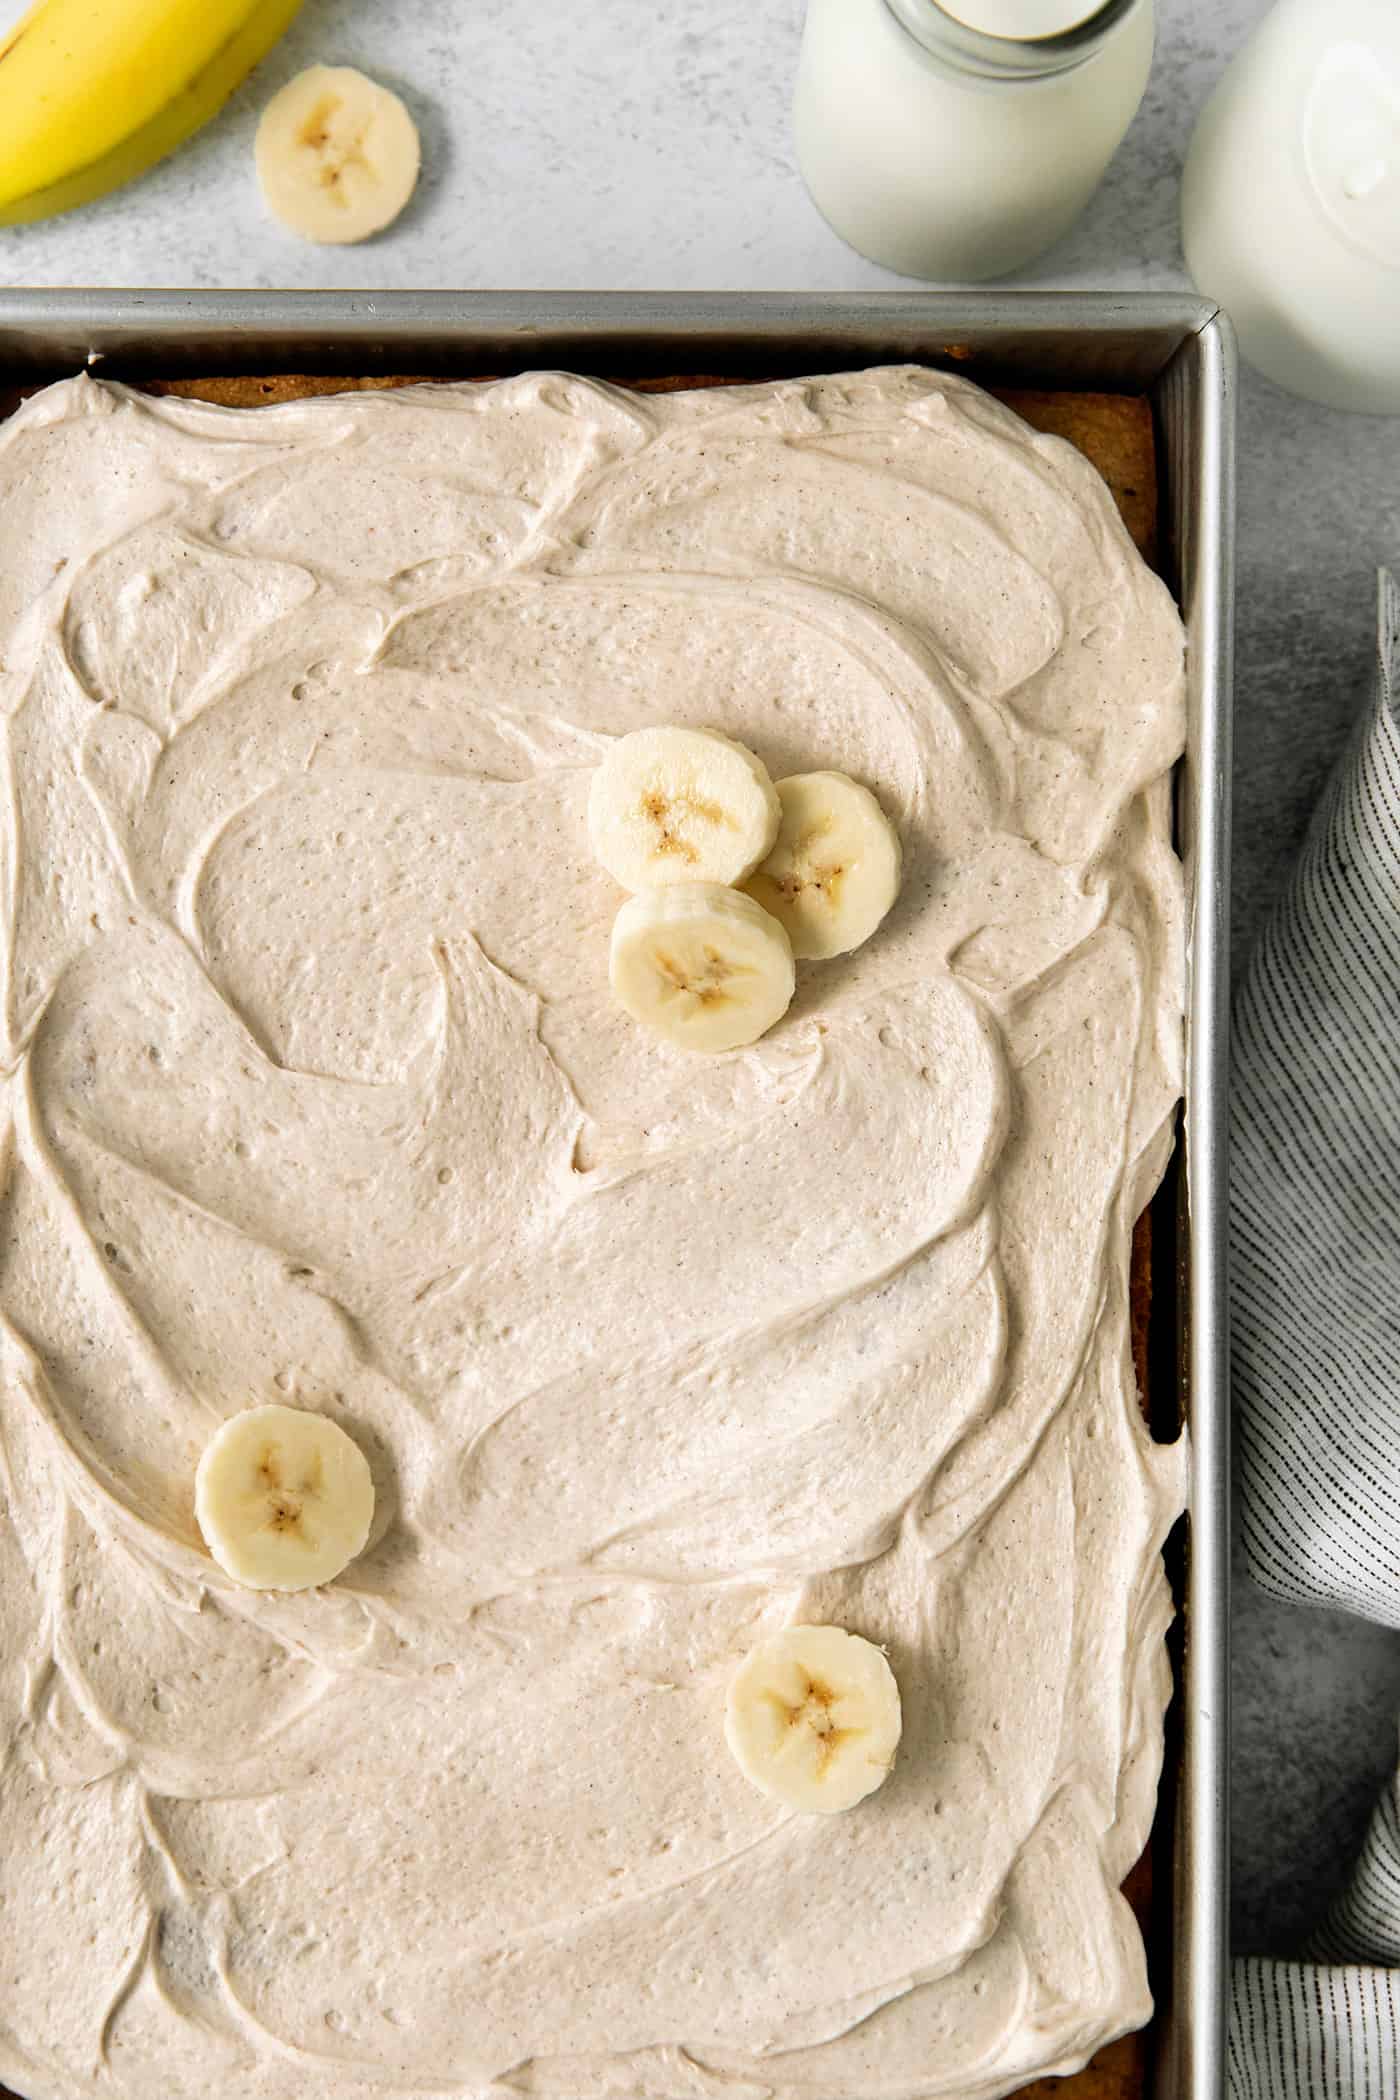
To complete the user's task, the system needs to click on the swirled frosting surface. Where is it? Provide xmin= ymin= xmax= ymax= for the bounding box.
xmin=0 ymin=368 xmax=1186 ymax=2100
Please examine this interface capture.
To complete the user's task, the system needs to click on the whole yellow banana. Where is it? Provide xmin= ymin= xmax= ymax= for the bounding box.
xmin=0 ymin=0 xmax=303 ymax=226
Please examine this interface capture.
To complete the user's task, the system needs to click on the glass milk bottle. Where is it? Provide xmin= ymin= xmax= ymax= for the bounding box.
xmin=793 ymin=0 xmax=1155 ymax=282
xmin=1182 ymin=0 xmax=1400 ymax=412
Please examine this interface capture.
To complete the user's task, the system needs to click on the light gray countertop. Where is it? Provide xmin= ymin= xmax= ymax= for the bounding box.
xmin=6 ymin=0 xmax=1400 ymax=1959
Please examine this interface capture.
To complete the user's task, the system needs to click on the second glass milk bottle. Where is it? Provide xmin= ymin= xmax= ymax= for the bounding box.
xmin=793 ymin=0 xmax=1155 ymax=282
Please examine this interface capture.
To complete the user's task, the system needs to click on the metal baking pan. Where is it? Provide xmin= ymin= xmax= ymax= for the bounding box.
xmin=0 ymin=287 xmax=1233 ymax=2100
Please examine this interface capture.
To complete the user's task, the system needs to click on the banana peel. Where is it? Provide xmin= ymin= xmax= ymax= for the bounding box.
xmin=0 ymin=0 xmax=303 ymax=226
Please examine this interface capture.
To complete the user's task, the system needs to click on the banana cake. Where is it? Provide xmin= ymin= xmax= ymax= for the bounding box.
xmin=0 ymin=365 xmax=1185 ymax=2100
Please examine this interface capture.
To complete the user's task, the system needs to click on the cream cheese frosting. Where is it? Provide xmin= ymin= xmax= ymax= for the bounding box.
xmin=0 ymin=366 xmax=1187 ymax=2100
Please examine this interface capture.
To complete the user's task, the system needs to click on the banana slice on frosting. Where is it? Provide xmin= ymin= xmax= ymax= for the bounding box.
xmin=195 ymin=1404 xmax=375 ymax=1592
xmin=725 ymin=1625 xmax=902 ymax=1814
xmin=588 ymin=726 xmax=781 ymax=892
xmin=256 ymin=66 xmax=420 ymax=245
xmin=610 ymin=883 xmax=794 ymax=1054
xmin=745 ymin=771 xmax=902 ymax=960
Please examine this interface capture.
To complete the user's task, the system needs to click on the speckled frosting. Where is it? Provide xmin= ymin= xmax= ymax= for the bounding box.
xmin=0 ymin=367 xmax=1186 ymax=2100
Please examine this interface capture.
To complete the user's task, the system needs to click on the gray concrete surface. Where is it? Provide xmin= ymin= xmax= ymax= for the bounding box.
xmin=4 ymin=0 xmax=1399 ymax=1957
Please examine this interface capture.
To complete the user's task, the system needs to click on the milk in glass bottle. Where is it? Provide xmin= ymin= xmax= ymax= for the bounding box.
xmin=793 ymin=0 xmax=1155 ymax=281
xmin=1182 ymin=0 xmax=1400 ymax=411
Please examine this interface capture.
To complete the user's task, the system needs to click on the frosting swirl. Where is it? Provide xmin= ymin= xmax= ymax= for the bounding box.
xmin=0 ymin=368 xmax=1185 ymax=2100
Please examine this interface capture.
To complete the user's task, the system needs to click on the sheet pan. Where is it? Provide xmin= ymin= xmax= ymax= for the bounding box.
xmin=0 ymin=287 xmax=1235 ymax=2100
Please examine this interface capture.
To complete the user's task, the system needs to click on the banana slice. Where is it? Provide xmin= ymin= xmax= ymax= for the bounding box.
xmin=610 ymin=883 xmax=794 ymax=1054
xmin=725 ymin=1625 xmax=902 ymax=1814
xmin=588 ymin=726 xmax=781 ymax=892
xmin=255 ymin=65 xmax=420 ymax=245
xmin=195 ymin=1404 xmax=375 ymax=1592
xmin=745 ymin=771 xmax=902 ymax=960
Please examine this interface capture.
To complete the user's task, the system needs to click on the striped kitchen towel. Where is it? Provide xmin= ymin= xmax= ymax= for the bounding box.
xmin=1230 ymin=567 xmax=1400 ymax=2097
